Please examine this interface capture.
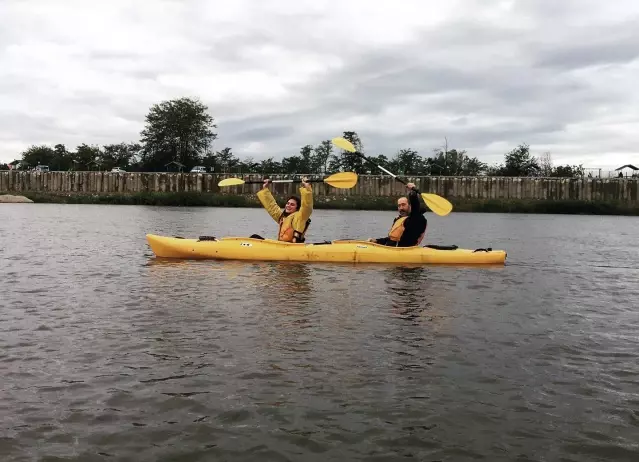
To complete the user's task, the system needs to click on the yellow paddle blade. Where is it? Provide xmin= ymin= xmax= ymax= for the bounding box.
xmin=218 ymin=177 xmax=245 ymax=187
xmin=324 ymin=171 xmax=358 ymax=188
xmin=421 ymin=193 xmax=453 ymax=216
xmin=331 ymin=137 xmax=356 ymax=152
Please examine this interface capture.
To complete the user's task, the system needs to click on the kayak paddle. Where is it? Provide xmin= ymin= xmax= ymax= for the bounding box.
xmin=218 ymin=171 xmax=358 ymax=189
xmin=331 ymin=137 xmax=453 ymax=216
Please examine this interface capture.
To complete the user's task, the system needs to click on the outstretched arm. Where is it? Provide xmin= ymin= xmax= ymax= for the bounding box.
xmin=296 ymin=178 xmax=313 ymax=224
xmin=405 ymin=183 xmax=425 ymax=216
xmin=256 ymin=180 xmax=282 ymax=223
xmin=408 ymin=189 xmax=421 ymax=216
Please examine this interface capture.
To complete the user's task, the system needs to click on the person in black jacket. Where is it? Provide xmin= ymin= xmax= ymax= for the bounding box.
xmin=368 ymin=183 xmax=427 ymax=247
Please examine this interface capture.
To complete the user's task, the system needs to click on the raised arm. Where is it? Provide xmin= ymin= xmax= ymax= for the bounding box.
xmin=256 ymin=180 xmax=283 ymax=223
xmin=408 ymin=189 xmax=421 ymax=216
xmin=297 ymin=179 xmax=313 ymax=223
xmin=403 ymin=182 xmax=427 ymax=216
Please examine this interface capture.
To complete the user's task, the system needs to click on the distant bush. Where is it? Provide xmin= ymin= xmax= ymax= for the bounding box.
xmin=11 ymin=191 xmax=639 ymax=216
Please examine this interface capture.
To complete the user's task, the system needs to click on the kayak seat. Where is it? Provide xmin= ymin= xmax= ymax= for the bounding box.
xmin=472 ymin=247 xmax=493 ymax=252
xmin=198 ymin=236 xmax=217 ymax=241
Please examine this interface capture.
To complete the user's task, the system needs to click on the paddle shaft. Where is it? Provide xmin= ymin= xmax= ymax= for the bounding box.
xmin=234 ymin=178 xmax=324 ymax=185
xmin=350 ymin=151 xmax=418 ymax=191
xmin=332 ymin=137 xmax=452 ymax=216
xmin=218 ymin=171 xmax=357 ymax=189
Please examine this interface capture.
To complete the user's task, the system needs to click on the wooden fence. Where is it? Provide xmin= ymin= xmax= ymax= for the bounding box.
xmin=1 ymin=171 xmax=638 ymax=203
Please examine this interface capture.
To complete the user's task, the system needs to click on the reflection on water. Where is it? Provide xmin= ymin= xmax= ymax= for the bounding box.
xmin=2 ymin=205 xmax=639 ymax=462
xmin=252 ymin=262 xmax=314 ymax=302
xmin=146 ymin=258 xmax=315 ymax=307
xmin=384 ymin=266 xmax=431 ymax=321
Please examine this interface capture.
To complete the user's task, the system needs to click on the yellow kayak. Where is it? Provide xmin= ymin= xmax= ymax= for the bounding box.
xmin=146 ymin=234 xmax=507 ymax=265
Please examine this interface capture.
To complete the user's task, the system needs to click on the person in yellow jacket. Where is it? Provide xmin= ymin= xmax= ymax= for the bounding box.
xmin=252 ymin=177 xmax=314 ymax=243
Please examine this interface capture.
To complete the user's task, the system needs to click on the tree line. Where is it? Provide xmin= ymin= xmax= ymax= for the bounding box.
xmin=1 ymin=97 xmax=585 ymax=178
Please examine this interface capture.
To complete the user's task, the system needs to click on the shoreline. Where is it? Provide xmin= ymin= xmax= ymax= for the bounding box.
xmin=5 ymin=191 xmax=639 ymax=216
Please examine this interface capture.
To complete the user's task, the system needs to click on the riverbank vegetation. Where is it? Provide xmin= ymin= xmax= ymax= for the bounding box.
xmin=11 ymin=191 xmax=638 ymax=216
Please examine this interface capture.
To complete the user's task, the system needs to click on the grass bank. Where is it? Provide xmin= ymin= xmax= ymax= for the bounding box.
xmin=450 ymin=198 xmax=639 ymax=215
xmin=12 ymin=191 xmax=398 ymax=209
xmin=7 ymin=191 xmax=639 ymax=215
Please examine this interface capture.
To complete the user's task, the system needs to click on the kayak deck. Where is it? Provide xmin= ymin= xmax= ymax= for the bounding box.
xmin=145 ymin=234 xmax=507 ymax=265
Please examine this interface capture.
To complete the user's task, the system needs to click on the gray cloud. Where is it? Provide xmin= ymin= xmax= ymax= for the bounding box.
xmin=1 ymin=0 xmax=638 ymax=170
xmin=531 ymin=20 xmax=639 ymax=70
xmin=226 ymin=125 xmax=296 ymax=143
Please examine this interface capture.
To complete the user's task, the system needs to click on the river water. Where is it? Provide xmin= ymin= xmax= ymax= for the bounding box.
xmin=1 ymin=204 xmax=638 ymax=461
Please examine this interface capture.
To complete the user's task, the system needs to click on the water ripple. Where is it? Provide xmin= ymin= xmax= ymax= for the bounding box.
xmin=1 ymin=205 xmax=638 ymax=461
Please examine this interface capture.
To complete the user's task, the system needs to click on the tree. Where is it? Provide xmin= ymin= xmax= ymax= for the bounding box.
xmin=238 ymin=156 xmax=259 ymax=173
xmin=258 ymin=157 xmax=281 ymax=174
xmin=463 ymin=157 xmax=488 ymax=176
xmin=366 ymin=154 xmax=392 ymax=174
xmin=298 ymin=144 xmax=313 ymax=173
xmin=337 ymin=131 xmax=366 ymax=173
xmin=75 ymin=143 xmax=102 ymax=171
xmin=327 ymin=153 xmax=342 ymax=172
xmin=214 ymin=147 xmax=237 ymax=173
xmin=495 ymin=143 xmax=540 ymax=177
xmin=427 ymin=148 xmax=487 ymax=176
xmin=281 ymin=155 xmax=303 ymax=173
xmin=52 ymin=144 xmax=74 ymax=171
xmin=393 ymin=148 xmax=422 ymax=175
xmin=551 ymin=164 xmax=585 ymax=178
xmin=139 ymin=97 xmax=217 ymax=171
xmin=311 ymin=140 xmax=333 ymax=173
xmin=20 ymin=145 xmax=55 ymax=169
xmin=538 ymin=151 xmax=553 ymax=177
xmin=202 ymin=150 xmax=218 ymax=172
xmin=101 ymin=143 xmax=141 ymax=170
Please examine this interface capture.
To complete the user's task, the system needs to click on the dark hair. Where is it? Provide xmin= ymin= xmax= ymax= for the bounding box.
xmin=286 ymin=195 xmax=301 ymax=211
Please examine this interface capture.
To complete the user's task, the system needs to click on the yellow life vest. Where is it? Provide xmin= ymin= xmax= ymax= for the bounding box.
xmin=388 ymin=216 xmax=407 ymax=243
xmin=387 ymin=216 xmax=425 ymax=246
xmin=277 ymin=212 xmax=311 ymax=242
xmin=257 ymin=186 xmax=314 ymax=243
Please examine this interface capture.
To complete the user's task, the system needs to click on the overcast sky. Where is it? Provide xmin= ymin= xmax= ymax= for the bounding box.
xmin=1 ymin=0 xmax=638 ymax=170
